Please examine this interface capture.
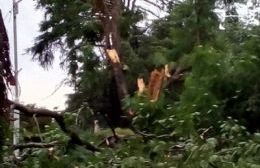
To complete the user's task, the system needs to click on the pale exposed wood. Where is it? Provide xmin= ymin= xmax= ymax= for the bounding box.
xmin=137 ymin=78 xmax=146 ymax=95
xmin=94 ymin=120 xmax=101 ymax=133
xmin=106 ymin=49 xmax=121 ymax=63
xmin=148 ymin=68 xmax=165 ymax=102
xmin=164 ymin=64 xmax=171 ymax=78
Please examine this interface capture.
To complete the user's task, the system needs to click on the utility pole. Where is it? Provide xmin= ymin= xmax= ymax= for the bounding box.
xmin=13 ymin=0 xmax=22 ymax=157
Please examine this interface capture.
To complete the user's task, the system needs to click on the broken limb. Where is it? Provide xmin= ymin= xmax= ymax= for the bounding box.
xmin=9 ymin=101 xmax=100 ymax=152
xmin=13 ymin=141 xmax=59 ymax=150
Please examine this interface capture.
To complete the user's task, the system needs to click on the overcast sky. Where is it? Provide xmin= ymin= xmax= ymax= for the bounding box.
xmin=0 ymin=0 xmax=73 ymax=110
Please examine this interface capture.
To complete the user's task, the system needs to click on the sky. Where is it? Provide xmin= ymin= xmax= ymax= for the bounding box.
xmin=0 ymin=0 xmax=73 ymax=110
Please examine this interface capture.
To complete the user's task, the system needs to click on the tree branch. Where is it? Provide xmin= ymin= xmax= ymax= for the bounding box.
xmin=127 ymin=0 xmax=131 ymax=10
xmin=131 ymin=0 xmax=137 ymax=10
xmin=165 ymin=67 xmax=191 ymax=88
xmin=13 ymin=141 xmax=59 ymax=150
xmin=136 ymin=6 xmax=160 ymax=18
xmin=130 ymin=126 xmax=176 ymax=141
xmin=9 ymin=101 xmax=100 ymax=152
xmin=143 ymin=0 xmax=163 ymax=10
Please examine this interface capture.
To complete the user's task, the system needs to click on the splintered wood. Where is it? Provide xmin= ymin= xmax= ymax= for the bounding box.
xmin=137 ymin=78 xmax=146 ymax=95
xmin=148 ymin=69 xmax=165 ymax=102
xmin=106 ymin=49 xmax=120 ymax=63
xmin=164 ymin=64 xmax=171 ymax=78
xmin=137 ymin=67 xmax=167 ymax=102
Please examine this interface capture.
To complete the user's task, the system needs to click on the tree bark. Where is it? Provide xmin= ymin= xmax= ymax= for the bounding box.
xmin=95 ymin=0 xmax=133 ymax=121
xmin=107 ymin=0 xmax=131 ymax=115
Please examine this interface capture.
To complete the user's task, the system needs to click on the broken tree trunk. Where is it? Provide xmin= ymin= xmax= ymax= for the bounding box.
xmin=94 ymin=0 xmax=133 ymax=123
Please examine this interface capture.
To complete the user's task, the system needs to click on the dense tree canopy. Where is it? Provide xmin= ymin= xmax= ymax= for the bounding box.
xmin=1 ymin=0 xmax=260 ymax=167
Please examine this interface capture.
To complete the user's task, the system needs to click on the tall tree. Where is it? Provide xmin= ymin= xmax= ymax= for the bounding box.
xmin=31 ymin=0 xmax=169 ymax=127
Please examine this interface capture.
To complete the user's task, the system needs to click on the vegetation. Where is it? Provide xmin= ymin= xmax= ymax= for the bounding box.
xmin=1 ymin=0 xmax=260 ymax=167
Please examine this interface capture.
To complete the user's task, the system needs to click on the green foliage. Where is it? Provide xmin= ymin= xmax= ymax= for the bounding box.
xmin=0 ymin=117 xmax=8 ymax=164
xmin=124 ymin=94 xmax=176 ymax=136
xmin=11 ymin=0 xmax=260 ymax=167
xmin=18 ymin=117 xmax=260 ymax=168
xmin=32 ymin=0 xmax=98 ymax=70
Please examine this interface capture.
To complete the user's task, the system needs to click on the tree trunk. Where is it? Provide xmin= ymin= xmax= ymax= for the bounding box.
xmin=95 ymin=0 xmax=132 ymax=125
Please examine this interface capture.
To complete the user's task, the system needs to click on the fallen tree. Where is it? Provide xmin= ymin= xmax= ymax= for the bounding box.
xmin=9 ymin=101 xmax=100 ymax=153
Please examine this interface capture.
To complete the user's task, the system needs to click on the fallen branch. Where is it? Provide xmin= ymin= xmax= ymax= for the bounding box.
xmin=199 ymin=126 xmax=213 ymax=140
xmin=9 ymin=100 xmax=100 ymax=152
xmin=13 ymin=141 xmax=59 ymax=150
xmin=131 ymin=126 xmax=176 ymax=141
